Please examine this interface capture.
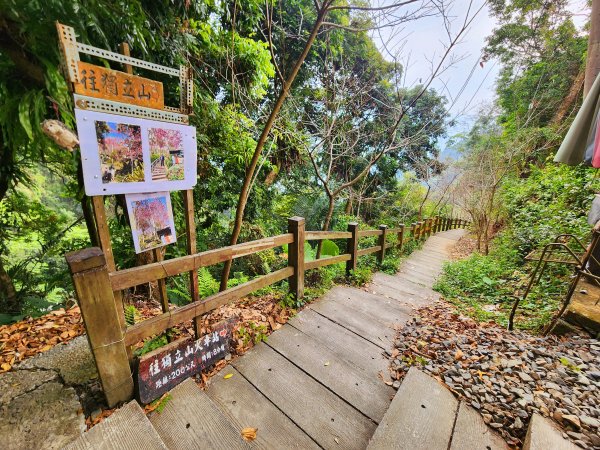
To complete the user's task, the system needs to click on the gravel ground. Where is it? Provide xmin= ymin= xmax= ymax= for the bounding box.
xmin=389 ymin=302 xmax=600 ymax=448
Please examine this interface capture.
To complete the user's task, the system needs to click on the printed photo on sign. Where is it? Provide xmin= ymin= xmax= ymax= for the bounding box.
xmin=149 ymin=128 xmax=184 ymax=181
xmin=126 ymin=192 xmax=176 ymax=253
xmin=95 ymin=121 xmax=143 ymax=183
xmin=75 ymin=109 xmax=197 ymax=195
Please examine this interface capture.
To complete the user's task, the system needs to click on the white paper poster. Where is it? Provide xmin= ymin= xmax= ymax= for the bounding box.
xmin=75 ymin=109 xmax=197 ymax=195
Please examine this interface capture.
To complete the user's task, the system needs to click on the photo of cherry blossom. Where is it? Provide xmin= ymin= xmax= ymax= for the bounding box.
xmin=76 ymin=110 xmax=197 ymax=196
xmin=95 ymin=121 xmax=143 ymax=183
xmin=149 ymin=128 xmax=184 ymax=181
xmin=126 ymin=192 xmax=176 ymax=253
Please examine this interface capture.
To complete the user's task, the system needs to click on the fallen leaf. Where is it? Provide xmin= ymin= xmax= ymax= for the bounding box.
xmin=241 ymin=427 xmax=258 ymax=441
xmin=224 ymin=373 xmax=233 ymax=379
xmin=454 ymin=349 xmax=464 ymax=360
xmin=1 ymin=363 xmax=11 ymax=371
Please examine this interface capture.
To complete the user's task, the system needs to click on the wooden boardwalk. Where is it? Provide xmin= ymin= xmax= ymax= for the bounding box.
xmin=67 ymin=228 xmax=516 ymax=449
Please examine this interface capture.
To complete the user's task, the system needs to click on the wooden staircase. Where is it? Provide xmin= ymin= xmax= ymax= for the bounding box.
xmin=65 ymin=228 xmax=573 ymax=450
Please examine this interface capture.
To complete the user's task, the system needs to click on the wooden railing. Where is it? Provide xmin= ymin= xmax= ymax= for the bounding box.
xmin=65 ymin=215 xmax=468 ymax=406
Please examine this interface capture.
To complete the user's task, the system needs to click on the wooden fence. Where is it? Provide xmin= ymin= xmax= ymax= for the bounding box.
xmin=65 ymin=215 xmax=468 ymax=406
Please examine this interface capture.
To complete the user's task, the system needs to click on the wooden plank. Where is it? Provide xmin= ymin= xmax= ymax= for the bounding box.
xmin=149 ymin=379 xmax=248 ymax=450
xmin=125 ymin=267 xmax=293 ymax=345
xmin=74 ymin=61 xmax=164 ymax=110
xmin=403 ymin=259 xmax=444 ymax=273
xmin=358 ymin=229 xmax=384 ymax=237
xmin=110 ymin=234 xmax=294 ymax=290
xmin=450 ymin=402 xmax=508 ymax=450
xmin=64 ymin=401 xmax=167 ymax=450
xmin=232 ymin=343 xmax=377 ymax=450
xmin=305 ymin=253 xmax=351 ymax=270
xmin=523 ymin=414 xmax=579 ymax=450
xmin=398 ymin=269 xmax=437 ymax=284
xmin=395 ymin=272 xmax=432 ymax=287
xmin=309 ymin=295 xmax=394 ymax=348
xmin=266 ymin=324 xmax=393 ymax=423
xmin=207 ymin=366 xmax=319 ymax=450
xmin=371 ymin=272 xmax=437 ymax=299
xmin=367 ymin=368 xmax=458 ymax=450
xmin=324 ymin=287 xmax=411 ymax=325
xmin=365 ymin=278 xmax=437 ymax=308
xmin=288 ymin=309 xmax=390 ymax=378
xmin=358 ymin=245 xmax=381 ymax=257
xmin=305 ymin=231 xmax=352 ymax=240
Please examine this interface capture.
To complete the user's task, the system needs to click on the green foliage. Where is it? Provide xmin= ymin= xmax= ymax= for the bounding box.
xmin=320 ymin=239 xmax=340 ymax=257
xmin=124 ymin=305 xmax=140 ymax=326
xmin=348 ymin=266 xmax=373 ymax=287
xmin=238 ymin=322 xmax=268 ymax=346
xmin=134 ymin=335 xmax=168 ymax=357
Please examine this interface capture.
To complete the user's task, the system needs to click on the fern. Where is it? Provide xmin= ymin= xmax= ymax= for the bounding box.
xmin=124 ymin=305 xmax=139 ymax=326
xmin=198 ymin=267 xmax=219 ymax=297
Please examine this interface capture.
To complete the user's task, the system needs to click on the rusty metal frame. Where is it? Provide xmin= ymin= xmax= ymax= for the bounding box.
xmin=56 ymin=22 xmax=193 ymax=117
xmin=509 ymin=225 xmax=600 ymax=332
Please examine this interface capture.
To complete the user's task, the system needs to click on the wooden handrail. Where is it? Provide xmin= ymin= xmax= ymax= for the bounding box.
xmin=110 ymin=233 xmax=294 ymax=290
xmin=358 ymin=229 xmax=383 ymax=237
xmin=305 ymin=253 xmax=352 ymax=270
xmin=124 ymin=267 xmax=294 ymax=346
xmin=357 ymin=245 xmax=381 ymax=256
xmin=305 ymin=231 xmax=353 ymax=240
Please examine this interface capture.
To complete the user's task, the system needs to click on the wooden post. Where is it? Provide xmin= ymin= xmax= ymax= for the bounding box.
xmin=443 ymin=217 xmax=448 ymax=231
xmin=346 ymin=222 xmax=359 ymax=276
xmin=435 ymin=216 xmax=441 ymax=233
xmin=182 ymin=190 xmax=201 ymax=337
xmin=397 ymin=224 xmax=405 ymax=252
xmin=378 ymin=225 xmax=387 ymax=265
xmin=411 ymin=222 xmax=417 ymax=241
xmin=66 ymin=248 xmax=133 ymax=407
xmin=288 ymin=217 xmax=305 ymax=301
xmin=427 ymin=218 xmax=433 ymax=237
xmin=418 ymin=221 xmax=424 ymax=240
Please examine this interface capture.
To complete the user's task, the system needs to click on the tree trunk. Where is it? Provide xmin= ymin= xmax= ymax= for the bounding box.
xmin=344 ymin=195 xmax=352 ymax=214
xmin=0 ymin=257 xmax=19 ymax=314
xmin=418 ymin=185 xmax=431 ymax=221
xmin=316 ymin=195 xmax=336 ymax=259
xmin=219 ymin=5 xmax=329 ymax=291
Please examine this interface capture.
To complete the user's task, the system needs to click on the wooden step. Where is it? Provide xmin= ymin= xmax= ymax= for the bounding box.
xmin=64 ymin=401 xmax=167 ymax=450
xmin=232 ymin=343 xmax=377 ymax=450
xmin=288 ymin=308 xmax=390 ymax=378
xmin=367 ymin=368 xmax=458 ymax=450
xmin=449 ymin=402 xmax=508 ymax=450
xmin=265 ymin=324 xmax=394 ymax=422
xmin=207 ymin=366 xmax=319 ymax=449
xmin=523 ymin=413 xmax=579 ymax=450
xmin=149 ymin=378 xmax=249 ymax=449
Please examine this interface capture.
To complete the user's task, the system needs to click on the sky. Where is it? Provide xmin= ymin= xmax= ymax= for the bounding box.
xmin=371 ymin=0 xmax=590 ymax=150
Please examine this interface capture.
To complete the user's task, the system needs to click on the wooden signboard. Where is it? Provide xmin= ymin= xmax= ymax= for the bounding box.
xmin=74 ymin=61 xmax=164 ymax=110
xmin=136 ymin=319 xmax=237 ymax=404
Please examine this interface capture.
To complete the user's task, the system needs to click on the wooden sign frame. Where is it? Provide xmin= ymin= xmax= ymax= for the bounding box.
xmin=57 ymin=22 xmax=193 ymax=124
xmin=56 ymin=22 xmax=201 ymax=358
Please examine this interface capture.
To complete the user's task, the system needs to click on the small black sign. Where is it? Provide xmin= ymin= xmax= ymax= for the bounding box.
xmin=136 ymin=319 xmax=236 ymax=404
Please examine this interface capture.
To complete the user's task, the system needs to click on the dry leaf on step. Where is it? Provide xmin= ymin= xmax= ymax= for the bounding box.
xmin=241 ymin=427 xmax=258 ymax=441
xmin=224 ymin=373 xmax=233 ymax=379
xmin=454 ymin=349 xmax=464 ymax=360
